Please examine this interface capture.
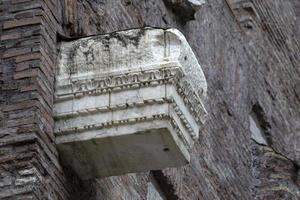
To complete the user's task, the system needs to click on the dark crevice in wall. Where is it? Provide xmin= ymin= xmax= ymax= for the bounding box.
xmin=293 ymin=163 xmax=300 ymax=185
xmin=252 ymin=139 xmax=298 ymax=169
xmin=251 ymin=103 xmax=273 ymax=146
xmin=250 ymin=103 xmax=300 ymax=196
xmin=252 ymin=139 xmax=300 ymax=196
xmin=63 ymin=166 xmax=96 ymax=200
xmin=163 ymin=0 xmax=197 ymax=24
xmin=56 ymin=26 xmax=158 ymax=42
xmin=56 ymin=32 xmax=85 ymax=42
xmin=151 ymin=170 xmax=179 ymax=200
xmin=56 ymin=26 xmax=176 ymax=43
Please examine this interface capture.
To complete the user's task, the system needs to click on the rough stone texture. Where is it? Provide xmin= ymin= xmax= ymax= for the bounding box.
xmin=1 ymin=0 xmax=300 ymax=199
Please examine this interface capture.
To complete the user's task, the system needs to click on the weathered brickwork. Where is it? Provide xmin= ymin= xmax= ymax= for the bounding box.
xmin=0 ymin=0 xmax=72 ymax=199
xmin=252 ymin=143 xmax=300 ymax=199
xmin=1 ymin=0 xmax=300 ymax=199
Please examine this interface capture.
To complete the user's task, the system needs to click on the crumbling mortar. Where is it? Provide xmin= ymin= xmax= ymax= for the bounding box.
xmin=252 ymin=139 xmax=298 ymax=167
xmin=252 ymin=139 xmax=300 ymax=190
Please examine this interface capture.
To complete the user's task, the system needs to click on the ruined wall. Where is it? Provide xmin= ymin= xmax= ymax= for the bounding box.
xmin=0 ymin=0 xmax=76 ymax=199
xmin=0 ymin=0 xmax=299 ymax=199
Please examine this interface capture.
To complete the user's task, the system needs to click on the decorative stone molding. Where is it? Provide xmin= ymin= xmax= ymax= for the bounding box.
xmin=54 ymin=28 xmax=207 ymax=179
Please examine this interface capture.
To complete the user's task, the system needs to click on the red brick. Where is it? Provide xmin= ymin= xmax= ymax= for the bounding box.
xmin=14 ymin=68 xmax=39 ymax=80
xmin=9 ymin=110 xmax=35 ymax=120
xmin=40 ymin=46 xmax=55 ymax=68
xmin=9 ymin=2 xmax=42 ymax=14
xmin=3 ymin=100 xmax=39 ymax=112
xmin=0 ymin=151 xmax=36 ymax=164
xmin=14 ymin=10 xmax=38 ymax=19
xmin=16 ymin=60 xmax=38 ymax=72
xmin=16 ymin=124 xmax=38 ymax=134
xmin=7 ymin=117 xmax=37 ymax=127
xmin=0 ymin=33 xmax=21 ymax=41
xmin=15 ymin=53 xmax=41 ymax=63
xmin=20 ymin=84 xmax=38 ymax=92
xmin=3 ymin=17 xmax=42 ymax=30
xmin=3 ymin=47 xmax=32 ymax=59
xmin=11 ymin=0 xmax=32 ymax=4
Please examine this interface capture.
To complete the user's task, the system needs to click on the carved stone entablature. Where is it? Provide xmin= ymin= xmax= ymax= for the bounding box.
xmin=54 ymin=28 xmax=207 ymax=179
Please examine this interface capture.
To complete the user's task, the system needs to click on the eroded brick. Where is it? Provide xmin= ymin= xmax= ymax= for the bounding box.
xmin=0 ymin=33 xmax=21 ymax=41
xmin=3 ymin=17 xmax=42 ymax=30
xmin=14 ymin=68 xmax=39 ymax=80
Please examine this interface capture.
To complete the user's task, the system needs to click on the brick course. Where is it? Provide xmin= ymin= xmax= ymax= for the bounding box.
xmin=0 ymin=0 xmax=71 ymax=199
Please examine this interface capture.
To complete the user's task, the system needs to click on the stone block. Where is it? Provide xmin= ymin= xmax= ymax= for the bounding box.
xmin=54 ymin=28 xmax=207 ymax=179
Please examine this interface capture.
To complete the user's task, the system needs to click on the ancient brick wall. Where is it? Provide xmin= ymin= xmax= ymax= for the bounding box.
xmin=0 ymin=0 xmax=73 ymax=199
xmin=1 ymin=0 xmax=300 ymax=199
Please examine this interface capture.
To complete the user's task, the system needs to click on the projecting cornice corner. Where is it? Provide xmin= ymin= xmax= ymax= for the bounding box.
xmin=54 ymin=28 xmax=207 ymax=179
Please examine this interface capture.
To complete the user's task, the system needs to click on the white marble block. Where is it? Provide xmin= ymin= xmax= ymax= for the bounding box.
xmin=55 ymin=28 xmax=207 ymax=179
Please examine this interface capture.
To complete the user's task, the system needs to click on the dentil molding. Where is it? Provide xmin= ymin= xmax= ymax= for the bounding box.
xmin=54 ymin=28 xmax=207 ymax=179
